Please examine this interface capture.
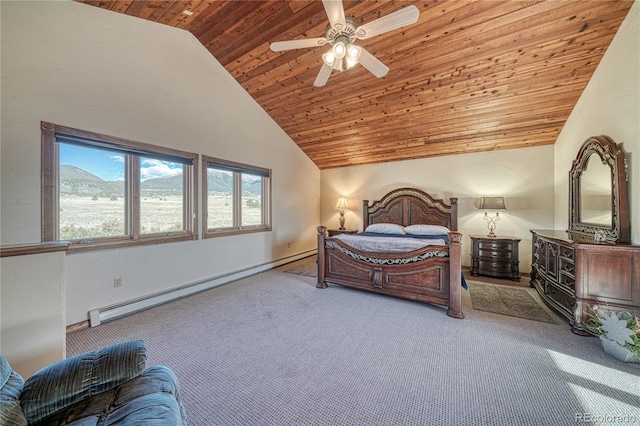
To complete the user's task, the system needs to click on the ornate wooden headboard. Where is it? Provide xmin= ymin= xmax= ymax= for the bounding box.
xmin=362 ymin=188 xmax=458 ymax=231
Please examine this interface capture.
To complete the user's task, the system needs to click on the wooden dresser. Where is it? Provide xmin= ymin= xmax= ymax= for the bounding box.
xmin=530 ymin=229 xmax=640 ymax=334
xmin=470 ymin=235 xmax=520 ymax=281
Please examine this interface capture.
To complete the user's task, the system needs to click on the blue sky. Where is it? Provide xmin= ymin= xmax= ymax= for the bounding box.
xmin=60 ymin=143 xmax=182 ymax=181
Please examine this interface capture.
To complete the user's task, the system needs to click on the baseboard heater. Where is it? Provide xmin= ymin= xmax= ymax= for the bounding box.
xmin=88 ymin=249 xmax=316 ymax=327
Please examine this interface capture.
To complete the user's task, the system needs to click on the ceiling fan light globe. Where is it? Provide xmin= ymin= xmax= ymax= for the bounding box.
xmin=322 ymin=51 xmax=335 ymax=66
xmin=333 ymin=41 xmax=346 ymax=59
xmin=347 ymin=44 xmax=361 ymax=60
xmin=346 ymin=57 xmax=358 ymax=68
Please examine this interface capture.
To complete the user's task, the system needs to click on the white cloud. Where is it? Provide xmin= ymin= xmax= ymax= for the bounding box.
xmin=140 ymin=159 xmax=182 ymax=180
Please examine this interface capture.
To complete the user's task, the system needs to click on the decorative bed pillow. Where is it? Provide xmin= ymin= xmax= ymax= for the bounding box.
xmin=404 ymin=224 xmax=450 ymax=236
xmin=364 ymin=223 xmax=406 ymax=235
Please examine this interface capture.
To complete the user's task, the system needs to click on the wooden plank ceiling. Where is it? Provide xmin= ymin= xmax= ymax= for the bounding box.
xmin=76 ymin=1 xmax=633 ymax=169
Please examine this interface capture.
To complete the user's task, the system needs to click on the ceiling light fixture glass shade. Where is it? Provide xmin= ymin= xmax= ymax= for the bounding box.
xmin=346 ymin=44 xmax=360 ymax=68
xmin=322 ymin=51 xmax=335 ymax=67
xmin=347 ymin=44 xmax=361 ymax=60
xmin=332 ymin=41 xmax=347 ymax=59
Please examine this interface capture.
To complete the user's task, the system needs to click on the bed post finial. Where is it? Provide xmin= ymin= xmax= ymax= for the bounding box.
xmin=362 ymin=200 xmax=369 ymax=228
xmin=316 ymin=226 xmax=328 ymax=289
xmin=450 ymin=197 xmax=458 ymax=231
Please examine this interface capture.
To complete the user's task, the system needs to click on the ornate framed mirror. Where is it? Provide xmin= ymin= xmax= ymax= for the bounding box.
xmin=568 ymin=135 xmax=629 ymax=244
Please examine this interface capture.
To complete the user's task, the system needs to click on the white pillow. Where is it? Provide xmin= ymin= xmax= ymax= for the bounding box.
xmin=404 ymin=224 xmax=450 ymax=236
xmin=365 ymin=223 xmax=406 ymax=235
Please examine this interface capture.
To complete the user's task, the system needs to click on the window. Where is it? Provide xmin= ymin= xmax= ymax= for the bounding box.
xmin=41 ymin=122 xmax=198 ymax=251
xmin=202 ymin=156 xmax=271 ymax=237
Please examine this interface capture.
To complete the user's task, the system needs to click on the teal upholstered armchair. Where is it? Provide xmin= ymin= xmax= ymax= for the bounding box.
xmin=0 ymin=340 xmax=187 ymax=425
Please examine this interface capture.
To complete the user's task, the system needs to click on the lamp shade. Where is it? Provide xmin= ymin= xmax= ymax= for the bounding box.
xmin=335 ymin=197 xmax=349 ymax=212
xmin=479 ymin=197 xmax=506 ymax=210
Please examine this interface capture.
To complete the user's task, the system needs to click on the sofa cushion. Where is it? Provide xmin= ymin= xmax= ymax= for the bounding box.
xmin=33 ymin=366 xmax=187 ymax=426
xmin=21 ymin=340 xmax=146 ymax=425
xmin=0 ymin=355 xmax=28 ymax=426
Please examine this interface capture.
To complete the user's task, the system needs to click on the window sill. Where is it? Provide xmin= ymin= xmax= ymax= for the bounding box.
xmin=204 ymin=226 xmax=271 ymax=239
xmin=65 ymin=233 xmax=197 ymax=253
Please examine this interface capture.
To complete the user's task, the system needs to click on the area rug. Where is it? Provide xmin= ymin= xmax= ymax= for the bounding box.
xmin=468 ymin=281 xmax=558 ymax=324
xmin=283 ymin=257 xmax=317 ymax=277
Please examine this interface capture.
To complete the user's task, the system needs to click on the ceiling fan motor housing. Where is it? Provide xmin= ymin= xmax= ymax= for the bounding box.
xmin=325 ymin=17 xmax=358 ymax=46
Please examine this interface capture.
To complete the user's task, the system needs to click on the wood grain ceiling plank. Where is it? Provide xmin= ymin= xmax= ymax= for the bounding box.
xmin=287 ymin=105 xmax=574 ymax=148
xmin=118 ymin=0 xmax=172 ymax=21
xmin=210 ymin=3 xmax=315 ymax=66
xmin=193 ymin=1 xmax=255 ymax=42
xmin=289 ymin=117 xmax=569 ymax=151
xmin=76 ymin=0 xmax=135 ymax=14
xmin=183 ymin=1 xmax=234 ymax=35
xmin=156 ymin=1 xmax=212 ymax=28
xmin=271 ymin=70 xmax=586 ymax=130
xmin=309 ymin=131 xmax=559 ymax=168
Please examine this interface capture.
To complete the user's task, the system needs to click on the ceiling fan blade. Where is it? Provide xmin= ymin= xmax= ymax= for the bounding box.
xmin=322 ymin=0 xmax=346 ymax=30
xmin=314 ymin=63 xmax=333 ymax=87
xmin=356 ymin=5 xmax=420 ymax=39
xmin=357 ymin=47 xmax=389 ymax=78
xmin=270 ymin=38 xmax=327 ymax=52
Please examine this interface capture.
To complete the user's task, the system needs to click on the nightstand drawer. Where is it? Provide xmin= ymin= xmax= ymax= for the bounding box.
xmin=478 ymin=260 xmax=512 ymax=274
xmin=478 ymin=248 xmax=514 ymax=260
xmin=477 ymin=240 xmax=513 ymax=251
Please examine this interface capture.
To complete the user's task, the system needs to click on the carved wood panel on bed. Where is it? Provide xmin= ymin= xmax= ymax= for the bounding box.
xmin=317 ymin=188 xmax=464 ymax=319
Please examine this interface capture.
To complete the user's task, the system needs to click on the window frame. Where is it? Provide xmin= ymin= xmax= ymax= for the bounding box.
xmin=202 ymin=155 xmax=272 ymax=238
xmin=41 ymin=121 xmax=198 ymax=252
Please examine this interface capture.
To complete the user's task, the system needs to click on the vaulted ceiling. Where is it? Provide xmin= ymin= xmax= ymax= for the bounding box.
xmin=76 ymin=1 xmax=633 ymax=169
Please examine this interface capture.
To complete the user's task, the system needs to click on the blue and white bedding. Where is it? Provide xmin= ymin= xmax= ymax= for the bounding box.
xmin=332 ymin=222 xmax=451 ymax=253
xmin=333 ymin=233 xmax=447 ymax=253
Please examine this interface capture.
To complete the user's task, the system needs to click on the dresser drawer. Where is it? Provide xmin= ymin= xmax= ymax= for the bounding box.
xmin=558 ymin=272 xmax=575 ymax=291
xmin=546 ymin=284 xmax=575 ymax=315
xmin=559 ymin=245 xmax=574 ymax=260
xmin=558 ymin=258 xmax=575 ymax=275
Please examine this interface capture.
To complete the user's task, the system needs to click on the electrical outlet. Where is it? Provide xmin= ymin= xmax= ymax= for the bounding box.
xmin=114 ymin=277 xmax=122 ymax=288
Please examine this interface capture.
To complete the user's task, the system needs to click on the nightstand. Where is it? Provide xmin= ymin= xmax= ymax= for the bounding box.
xmin=470 ymin=235 xmax=521 ymax=281
xmin=327 ymin=229 xmax=358 ymax=237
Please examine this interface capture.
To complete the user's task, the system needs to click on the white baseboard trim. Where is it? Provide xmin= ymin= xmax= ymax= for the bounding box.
xmin=88 ymin=249 xmax=317 ymax=327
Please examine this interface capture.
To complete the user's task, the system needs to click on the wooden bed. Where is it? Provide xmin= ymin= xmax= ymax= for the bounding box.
xmin=317 ymin=188 xmax=464 ymax=318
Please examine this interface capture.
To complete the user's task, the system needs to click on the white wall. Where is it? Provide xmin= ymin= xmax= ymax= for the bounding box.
xmin=1 ymin=251 xmax=66 ymax=377
xmin=320 ymin=145 xmax=555 ymax=273
xmin=554 ymin=0 xmax=640 ymax=244
xmin=1 ymin=1 xmax=320 ymax=326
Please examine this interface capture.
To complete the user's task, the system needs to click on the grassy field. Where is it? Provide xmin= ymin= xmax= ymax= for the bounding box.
xmin=59 ymin=194 xmax=262 ymax=239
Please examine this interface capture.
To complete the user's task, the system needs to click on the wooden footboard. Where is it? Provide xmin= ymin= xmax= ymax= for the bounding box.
xmin=317 ymin=226 xmax=464 ymax=319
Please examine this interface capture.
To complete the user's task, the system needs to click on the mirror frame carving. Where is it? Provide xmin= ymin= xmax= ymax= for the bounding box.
xmin=568 ymin=135 xmax=629 ymax=244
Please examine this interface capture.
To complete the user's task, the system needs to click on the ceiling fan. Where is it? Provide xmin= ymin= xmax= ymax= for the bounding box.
xmin=270 ymin=0 xmax=420 ymax=87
